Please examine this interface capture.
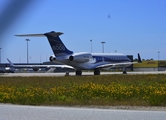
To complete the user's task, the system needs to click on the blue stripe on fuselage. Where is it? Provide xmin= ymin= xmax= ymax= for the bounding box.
xmin=92 ymin=55 xmax=130 ymax=63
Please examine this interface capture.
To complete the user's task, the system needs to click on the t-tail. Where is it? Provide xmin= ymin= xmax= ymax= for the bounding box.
xmin=15 ymin=31 xmax=73 ymax=56
xmin=44 ymin=31 xmax=73 ymax=56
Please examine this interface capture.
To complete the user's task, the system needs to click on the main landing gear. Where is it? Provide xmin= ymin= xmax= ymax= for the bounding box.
xmin=76 ymin=70 xmax=82 ymax=75
xmin=75 ymin=69 xmax=100 ymax=75
xmin=123 ymin=67 xmax=127 ymax=74
xmin=94 ymin=68 xmax=100 ymax=75
xmin=65 ymin=71 xmax=70 ymax=76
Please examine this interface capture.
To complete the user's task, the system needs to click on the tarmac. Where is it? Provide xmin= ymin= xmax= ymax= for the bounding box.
xmin=0 ymin=71 xmax=166 ymax=77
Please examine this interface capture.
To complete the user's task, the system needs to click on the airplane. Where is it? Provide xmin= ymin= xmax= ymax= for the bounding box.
xmin=0 ymin=62 xmax=15 ymax=73
xmin=0 ymin=67 xmax=15 ymax=73
xmin=6 ymin=58 xmax=74 ymax=73
xmin=15 ymin=31 xmax=142 ymax=75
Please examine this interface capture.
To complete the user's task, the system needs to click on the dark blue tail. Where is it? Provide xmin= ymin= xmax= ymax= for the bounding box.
xmin=44 ymin=31 xmax=73 ymax=56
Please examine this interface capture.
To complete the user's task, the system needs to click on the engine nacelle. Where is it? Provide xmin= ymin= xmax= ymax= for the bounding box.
xmin=49 ymin=55 xmax=56 ymax=62
xmin=69 ymin=52 xmax=92 ymax=63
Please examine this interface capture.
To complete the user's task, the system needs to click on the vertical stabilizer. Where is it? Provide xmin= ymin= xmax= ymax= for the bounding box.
xmin=138 ymin=53 xmax=142 ymax=63
xmin=44 ymin=31 xmax=73 ymax=56
xmin=15 ymin=31 xmax=73 ymax=56
xmin=7 ymin=58 xmax=14 ymax=66
xmin=6 ymin=58 xmax=15 ymax=73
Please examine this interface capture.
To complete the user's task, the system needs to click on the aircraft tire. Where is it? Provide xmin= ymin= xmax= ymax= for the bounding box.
xmin=94 ymin=69 xmax=100 ymax=75
xmin=76 ymin=70 xmax=82 ymax=75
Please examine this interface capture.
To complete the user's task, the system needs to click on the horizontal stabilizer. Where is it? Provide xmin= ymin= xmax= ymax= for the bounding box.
xmin=15 ymin=34 xmax=45 ymax=37
xmin=15 ymin=31 xmax=63 ymax=37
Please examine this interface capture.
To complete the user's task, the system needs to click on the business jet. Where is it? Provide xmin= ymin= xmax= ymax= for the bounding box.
xmin=15 ymin=31 xmax=142 ymax=75
xmin=6 ymin=58 xmax=73 ymax=73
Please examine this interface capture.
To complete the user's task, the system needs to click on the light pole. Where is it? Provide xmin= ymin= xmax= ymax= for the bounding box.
xmin=40 ymin=54 xmax=41 ymax=63
xmin=90 ymin=39 xmax=92 ymax=53
xmin=26 ymin=39 xmax=30 ymax=64
xmin=0 ymin=48 xmax=1 ymax=63
xmin=158 ymin=51 xmax=160 ymax=61
xmin=101 ymin=41 xmax=106 ymax=53
xmin=158 ymin=51 xmax=160 ymax=71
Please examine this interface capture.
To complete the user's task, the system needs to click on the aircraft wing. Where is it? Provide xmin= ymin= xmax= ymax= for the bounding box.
xmin=13 ymin=64 xmax=74 ymax=69
xmin=95 ymin=62 xmax=138 ymax=69
xmin=59 ymin=65 xmax=74 ymax=69
xmin=7 ymin=58 xmax=74 ymax=69
xmin=96 ymin=53 xmax=142 ymax=69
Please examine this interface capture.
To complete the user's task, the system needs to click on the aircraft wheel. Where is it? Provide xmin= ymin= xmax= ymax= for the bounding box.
xmin=123 ymin=67 xmax=127 ymax=74
xmin=94 ymin=69 xmax=100 ymax=75
xmin=123 ymin=71 xmax=127 ymax=74
xmin=76 ymin=70 xmax=82 ymax=75
xmin=65 ymin=71 xmax=69 ymax=76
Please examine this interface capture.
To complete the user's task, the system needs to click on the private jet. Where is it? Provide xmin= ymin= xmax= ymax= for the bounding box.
xmin=15 ymin=31 xmax=141 ymax=75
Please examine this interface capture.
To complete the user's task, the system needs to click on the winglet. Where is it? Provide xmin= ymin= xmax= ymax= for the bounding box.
xmin=138 ymin=53 xmax=142 ymax=63
xmin=7 ymin=58 xmax=14 ymax=67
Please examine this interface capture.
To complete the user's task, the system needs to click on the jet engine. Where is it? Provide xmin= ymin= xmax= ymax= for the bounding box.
xmin=69 ymin=52 xmax=92 ymax=63
xmin=49 ymin=55 xmax=56 ymax=62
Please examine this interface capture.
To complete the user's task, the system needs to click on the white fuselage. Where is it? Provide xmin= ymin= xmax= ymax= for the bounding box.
xmin=54 ymin=52 xmax=131 ymax=70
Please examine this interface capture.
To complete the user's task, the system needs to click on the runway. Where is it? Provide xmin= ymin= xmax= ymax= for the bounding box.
xmin=0 ymin=71 xmax=166 ymax=77
xmin=0 ymin=104 xmax=166 ymax=120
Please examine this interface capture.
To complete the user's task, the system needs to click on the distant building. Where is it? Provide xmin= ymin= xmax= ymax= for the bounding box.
xmin=133 ymin=60 xmax=166 ymax=71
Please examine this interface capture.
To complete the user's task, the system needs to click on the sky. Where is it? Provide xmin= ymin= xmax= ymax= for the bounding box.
xmin=0 ymin=0 xmax=166 ymax=63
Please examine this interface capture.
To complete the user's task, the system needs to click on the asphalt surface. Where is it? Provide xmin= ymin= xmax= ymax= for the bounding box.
xmin=0 ymin=104 xmax=166 ymax=120
xmin=1 ymin=71 xmax=166 ymax=77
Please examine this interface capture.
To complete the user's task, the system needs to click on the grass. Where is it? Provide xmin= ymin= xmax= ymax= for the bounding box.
xmin=0 ymin=74 xmax=166 ymax=106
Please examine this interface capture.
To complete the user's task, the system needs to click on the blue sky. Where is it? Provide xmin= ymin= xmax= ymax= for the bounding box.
xmin=0 ymin=0 xmax=166 ymax=63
